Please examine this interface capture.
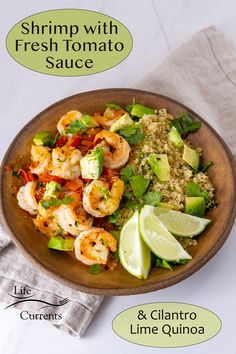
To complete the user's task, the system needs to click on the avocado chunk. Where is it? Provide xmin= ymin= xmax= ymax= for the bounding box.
xmin=168 ymin=126 xmax=184 ymax=148
xmin=80 ymin=115 xmax=99 ymax=128
xmin=43 ymin=181 xmax=62 ymax=199
xmin=48 ymin=236 xmax=74 ymax=251
xmin=147 ymin=153 xmax=170 ymax=182
xmin=183 ymin=145 xmax=199 ymax=170
xmin=130 ymin=104 xmax=155 ymax=117
xmin=33 ymin=132 xmax=52 ymax=146
xmin=185 ymin=197 xmax=206 ymax=217
xmin=80 ymin=147 xmax=104 ymax=179
xmin=110 ymin=113 xmax=134 ymax=132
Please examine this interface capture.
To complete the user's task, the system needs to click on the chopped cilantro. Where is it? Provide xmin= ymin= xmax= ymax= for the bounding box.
xmin=119 ymin=123 xmax=144 ymax=145
xmin=41 ymin=196 xmax=73 ymax=209
xmin=106 ymin=102 xmax=122 ymax=110
xmin=66 ymin=115 xmax=95 ymax=134
xmin=90 ymin=264 xmax=102 ymax=274
xmin=109 ymin=209 xmax=121 ymax=224
xmin=155 ymin=257 xmax=173 ymax=271
xmin=129 ymin=175 xmax=150 ymax=198
xmin=172 ymin=112 xmax=201 ymax=137
xmin=125 ymin=104 xmax=134 ymax=113
xmin=37 ymin=180 xmax=44 ymax=188
xmin=120 ymin=165 xmax=136 ymax=184
xmin=199 ymin=161 xmax=213 ymax=172
xmin=12 ymin=170 xmax=18 ymax=177
xmin=112 ymin=249 xmax=120 ymax=262
xmin=123 ymin=190 xmax=132 ymax=200
xmin=110 ymin=230 xmax=120 ymax=240
xmin=66 ymin=119 xmax=86 ymax=134
xmin=143 ymin=191 xmax=162 ymax=206
xmin=186 ymin=182 xmax=209 ymax=201
xmin=178 ymin=259 xmax=189 ymax=264
xmin=126 ymin=202 xmax=143 ymax=210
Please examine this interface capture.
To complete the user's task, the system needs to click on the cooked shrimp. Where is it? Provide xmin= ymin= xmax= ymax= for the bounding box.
xmin=94 ymin=108 xmax=126 ymax=129
xmin=54 ymin=204 xmax=93 ymax=236
xmin=30 ymin=145 xmax=51 ymax=175
xmin=74 ymin=228 xmax=117 ymax=265
xmin=34 ymin=202 xmax=65 ymax=237
xmin=57 ymin=110 xmax=82 ymax=135
xmin=16 ymin=181 xmax=38 ymax=215
xmin=83 ymin=177 xmax=124 ymax=217
xmin=50 ymin=146 xmax=82 ymax=180
xmin=94 ymin=130 xmax=130 ymax=169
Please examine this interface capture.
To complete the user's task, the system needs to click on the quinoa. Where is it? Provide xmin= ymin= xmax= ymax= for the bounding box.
xmin=118 ymin=108 xmax=215 ymax=249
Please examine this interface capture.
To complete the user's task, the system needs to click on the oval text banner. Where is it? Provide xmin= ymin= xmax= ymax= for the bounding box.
xmin=6 ymin=9 xmax=133 ymax=76
xmin=112 ymin=302 xmax=221 ymax=348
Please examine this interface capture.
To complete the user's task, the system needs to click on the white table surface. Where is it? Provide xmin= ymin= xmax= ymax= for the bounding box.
xmin=1 ymin=1 xmax=236 ymax=353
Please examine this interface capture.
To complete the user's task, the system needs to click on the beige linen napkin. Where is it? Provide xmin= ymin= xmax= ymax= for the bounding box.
xmin=0 ymin=26 xmax=235 ymax=338
xmin=136 ymin=26 xmax=236 ymax=157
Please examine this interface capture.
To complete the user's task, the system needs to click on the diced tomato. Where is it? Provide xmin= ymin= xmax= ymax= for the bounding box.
xmin=11 ymin=185 xmax=19 ymax=193
xmin=93 ymin=217 xmax=104 ymax=228
xmin=70 ymin=134 xmax=81 ymax=148
xmin=5 ymin=164 xmax=11 ymax=172
xmin=78 ymin=146 xmax=90 ymax=156
xmin=104 ymin=219 xmax=113 ymax=231
xmin=38 ymin=172 xmax=64 ymax=185
xmin=103 ymin=168 xmax=119 ymax=178
xmin=93 ymin=217 xmax=112 ymax=231
xmin=18 ymin=169 xmax=36 ymax=183
xmin=65 ymin=178 xmax=84 ymax=191
xmin=35 ymin=187 xmax=46 ymax=202
xmin=56 ymin=136 xmax=68 ymax=148
xmin=81 ymin=140 xmax=93 ymax=148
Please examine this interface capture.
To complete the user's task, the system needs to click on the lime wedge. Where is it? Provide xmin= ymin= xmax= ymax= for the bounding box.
xmin=153 ymin=206 xmax=211 ymax=237
xmin=119 ymin=210 xmax=151 ymax=279
xmin=139 ymin=205 xmax=191 ymax=262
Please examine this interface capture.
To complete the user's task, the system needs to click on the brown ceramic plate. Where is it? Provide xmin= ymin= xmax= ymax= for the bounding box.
xmin=1 ymin=89 xmax=236 ymax=295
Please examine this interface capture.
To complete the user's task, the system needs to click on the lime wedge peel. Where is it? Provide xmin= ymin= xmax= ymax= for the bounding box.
xmin=139 ymin=205 xmax=192 ymax=262
xmin=153 ymin=206 xmax=211 ymax=237
xmin=119 ymin=210 xmax=151 ymax=279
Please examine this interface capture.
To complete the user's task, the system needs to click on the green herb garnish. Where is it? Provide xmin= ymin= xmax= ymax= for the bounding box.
xmin=109 ymin=208 xmax=121 ymax=224
xmin=155 ymin=257 xmax=173 ymax=271
xmin=126 ymin=202 xmax=143 ymax=210
xmin=112 ymin=249 xmax=120 ymax=262
xmin=129 ymin=175 xmax=150 ymax=199
xmin=106 ymin=102 xmax=122 ymax=110
xmin=110 ymin=230 xmax=120 ymax=240
xmin=66 ymin=115 xmax=96 ymax=134
xmin=143 ymin=191 xmax=162 ymax=206
xmin=66 ymin=119 xmax=86 ymax=134
xmin=41 ymin=196 xmax=73 ymax=209
xmin=120 ymin=165 xmax=136 ymax=184
xmin=199 ymin=161 xmax=213 ymax=172
xmin=186 ymin=182 xmax=209 ymax=201
xmin=12 ymin=170 xmax=18 ymax=177
xmin=172 ymin=112 xmax=201 ymax=137
xmin=119 ymin=123 xmax=144 ymax=145
xmin=90 ymin=264 xmax=102 ymax=274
